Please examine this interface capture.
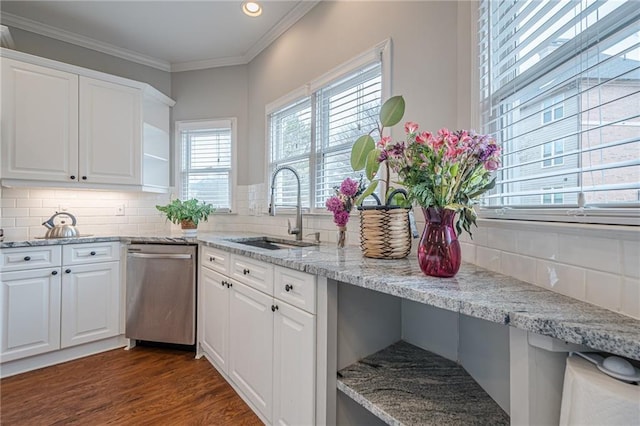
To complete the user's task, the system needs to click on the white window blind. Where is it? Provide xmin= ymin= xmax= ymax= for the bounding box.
xmin=268 ymin=61 xmax=382 ymax=210
xmin=479 ymin=0 xmax=640 ymax=224
xmin=179 ymin=120 xmax=234 ymax=211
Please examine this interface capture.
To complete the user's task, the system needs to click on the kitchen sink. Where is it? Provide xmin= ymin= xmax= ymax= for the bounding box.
xmin=228 ymin=237 xmax=318 ymax=250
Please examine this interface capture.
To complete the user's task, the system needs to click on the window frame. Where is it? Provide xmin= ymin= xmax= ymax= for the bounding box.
xmin=265 ymin=39 xmax=391 ymax=214
xmin=175 ymin=118 xmax=237 ymax=213
xmin=475 ymin=1 xmax=640 ymax=226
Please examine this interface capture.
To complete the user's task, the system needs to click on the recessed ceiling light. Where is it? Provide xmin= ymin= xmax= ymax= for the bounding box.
xmin=242 ymin=1 xmax=262 ymax=17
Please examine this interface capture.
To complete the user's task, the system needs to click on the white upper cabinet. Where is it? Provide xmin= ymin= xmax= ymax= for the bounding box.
xmin=79 ymin=76 xmax=141 ymax=185
xmin=1 ymin=58 xmax=79 ymax=182
xmin=0 ymin=49 xmax=174 ymax=192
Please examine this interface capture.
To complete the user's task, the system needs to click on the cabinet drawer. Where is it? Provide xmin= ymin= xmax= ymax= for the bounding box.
xmin=63 ymin=242 xmax=119 ymax=265
xmin=230 ymin=254 xmax=273 ymax=296
xmin=0 ymin=246 xmax=62 ymax=272
xmin=274 ymin=267 xmax=316 ymax=314
xmin=200 ymin=245 xmax=230 ymax=275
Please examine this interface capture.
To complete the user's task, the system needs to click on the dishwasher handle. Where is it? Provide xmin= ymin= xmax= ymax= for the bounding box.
xmin=128 ymin=252 xmax=193 ymax=260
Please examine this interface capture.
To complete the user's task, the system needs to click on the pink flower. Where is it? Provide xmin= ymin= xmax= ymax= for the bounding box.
xmin=377 ymin=136 xmax=391 ymax=148
xmin=404 ymin=121 xmax=419 ymax=134
xmin=325 ymin=196 xmax=344 ymax=213
xmin=340 ymin=178 xmax=359 ymax=197
xmin=333 ymin=210 xmax=350 ymax=227
xmin=485 ymin=159 xmax=499 ymax=171
xmin=415 ymin=131 xmax=431 ymax=145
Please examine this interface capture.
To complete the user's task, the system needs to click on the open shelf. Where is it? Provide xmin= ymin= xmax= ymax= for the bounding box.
xmin=337 ymin=340 xmax=509 ymax=425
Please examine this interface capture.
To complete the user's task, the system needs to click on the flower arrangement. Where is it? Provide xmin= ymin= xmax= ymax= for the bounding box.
xmin=382 ymin=123 xmax=501 ymax=237
xmin=325 ymin=177 xmax=366 ymax=227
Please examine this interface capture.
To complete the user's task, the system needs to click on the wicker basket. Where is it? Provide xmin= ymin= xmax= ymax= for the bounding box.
xmin=358 ymin=190 xmax=412 ymax=259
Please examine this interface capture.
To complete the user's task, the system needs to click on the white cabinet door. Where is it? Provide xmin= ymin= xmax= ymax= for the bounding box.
xmin=199 ymin=267 xmax=230 ymax=372
xmin=229 ymin=281 xmax=274 ymax=422
xmin=0 ymin=268 xmax=61 ymax=362
xmin=1 ymin=58 xmax=79 ymax=182
xmin=79 ymin=76 xmax=141 ymax=185
xmin=60 ymin=261 xmax=119 ymax=348
xmin=273 ymin=301 xmax=316 ymax=426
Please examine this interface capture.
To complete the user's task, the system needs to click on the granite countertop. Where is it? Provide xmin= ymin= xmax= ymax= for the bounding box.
xmin=196 ymin=233 xmax=640 ymax=361
xmin=2 ymin=232 xmax=639 ymax=360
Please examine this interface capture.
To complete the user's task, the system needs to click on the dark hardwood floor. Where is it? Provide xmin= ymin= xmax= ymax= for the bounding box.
xmin=0 ymin=346 xmax=262 ymax=425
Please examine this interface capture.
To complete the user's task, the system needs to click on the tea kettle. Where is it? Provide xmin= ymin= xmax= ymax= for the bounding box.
xmin=42 ymin=212 xmax=80 ymax=239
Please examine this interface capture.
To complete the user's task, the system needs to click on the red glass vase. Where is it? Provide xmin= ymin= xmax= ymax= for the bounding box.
xmin=417 ymin=207 xmax=461 ymax=277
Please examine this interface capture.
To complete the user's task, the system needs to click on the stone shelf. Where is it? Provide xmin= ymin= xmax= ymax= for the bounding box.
xmin=337 ymin=340 xmax=510 ymax=425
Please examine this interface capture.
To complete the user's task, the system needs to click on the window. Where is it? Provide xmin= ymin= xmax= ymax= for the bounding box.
xmin=542 ymin=187 xmax=564 ymax=205
xmin=478 ymin=0 xmax=640 ymax=224
xmin=176 ymin=119 xmax=236 ymax=212
xmin=542 ymin=140 xmax=565 ymax=167
xmin=541 ymin=95 xmax=564 ymax=124
xmin=268 ymin=41 xmax=389 ymax=211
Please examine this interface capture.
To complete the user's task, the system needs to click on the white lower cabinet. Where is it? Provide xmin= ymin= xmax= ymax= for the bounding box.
xmin=229 ymin=281 xmax=274 ymax=421
xmin=198 ymin=247 xmax=316 ymax=425
xmin=0 ymin=268 xmax=62 ymax=362
xmin=0 ymin=242 xmax=121 ymax=364
xmin=60 ymin=261 xmax=119 ymax=348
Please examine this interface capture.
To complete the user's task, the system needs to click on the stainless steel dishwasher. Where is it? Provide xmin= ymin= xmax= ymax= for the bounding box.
xmin=126 ymin=244 xmax=197 ymax=345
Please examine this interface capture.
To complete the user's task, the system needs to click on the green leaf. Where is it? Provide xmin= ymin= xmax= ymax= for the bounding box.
xmin=350 ymin=135 xmax=375 ymax=171
xmin=356 ymin=180 xmax=379 ymax=205
xmin=379 ymin=96 xmax=405 ymax=127
xmin=450 ymin=163 xmax=459 ymax=177
xmin=365 ymin=148 xmax=381 ymax=180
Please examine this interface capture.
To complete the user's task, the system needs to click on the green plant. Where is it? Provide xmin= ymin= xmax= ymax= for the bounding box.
xmin=350 ymin=95 xmax=408 ymax=206
xmin=155 ymin=198 xmax=215 ymax=226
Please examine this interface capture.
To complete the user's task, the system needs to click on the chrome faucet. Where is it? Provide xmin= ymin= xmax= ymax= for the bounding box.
xmin=269 ymin=165 xmax=302 ymax=241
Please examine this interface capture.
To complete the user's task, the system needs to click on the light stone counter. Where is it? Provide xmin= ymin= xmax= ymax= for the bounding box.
xmin=2 ymin=232 xmax=639 ymax=360
xmin=196 ymin=232 xmax=640 ymax=361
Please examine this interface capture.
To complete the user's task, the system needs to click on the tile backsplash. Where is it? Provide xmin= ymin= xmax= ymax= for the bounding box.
xmin=2 ymin=184 xmax=638 ymax=320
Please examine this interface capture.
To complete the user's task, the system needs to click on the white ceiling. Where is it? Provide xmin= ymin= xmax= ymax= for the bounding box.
xmin=0 ymin=1 xmax=318 ymax=72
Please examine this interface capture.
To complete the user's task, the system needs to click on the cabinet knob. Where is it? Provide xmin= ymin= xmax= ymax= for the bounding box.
xmin=228 ymin=282 xmax=233 ymax=288
xmin=23 ymin=256 xmax=31 ymax=261
xmin=70 ymin=175 xmax=76 ymax=180
xmin=65 ymin=269 xmax=71 ymax=273
xmin=243 ymin=268 xmax=250 ymax=275
xmin=209 ymin=256 xmax=215 ymax=262
xmin=82 ymin=176 xmax=87 ymax=180
xmin=221 ymin=280 xmax=226 ymax=287
xmin=271 ymin=304 xmax=279 ymax=312
xmin=90 ymin=251 xmax=96 ymax=256
xmin=51 ymin=270 xmax=58 ymax=275
xmin=285 ymin=284 xmax=293 ymax=292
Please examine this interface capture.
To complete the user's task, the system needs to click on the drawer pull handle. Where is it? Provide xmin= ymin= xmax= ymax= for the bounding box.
xmin=285 ymin=284 xmax=293 ymax=292
xmin=65 ymin=269 xmax=71 ymax=273
xmin=90 ymin=251 xmax=96 ymax=256
xmin=210 ymin=256 xmax=215 ymax=262
xmin=243 ymin=268 xmax=250 ymax=275
xmin=51 ymin=270 xmax=58 ymax=275
xmin=271 ymin=304 xmax=279 ymax=312
xmin=227 ymin=282 xmax=233 ymax=288
xmin=221 ymin=280 xmax=226 ymax=287
xmin=24 ymin=256 xmax=31 ymax=261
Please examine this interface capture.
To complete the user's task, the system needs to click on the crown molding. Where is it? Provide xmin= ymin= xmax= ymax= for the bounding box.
xmin=170 ymin=55 xmax=247 ymax=73
xmin=1 ymin=1 xmax=320 ymax=74
xmin=1 ymin=12 xmax=171 ymax=71
xmin=242 ymin=0 xmax=320 ymax=64
xmin=1 ymin=25 xmax=15 ymax=48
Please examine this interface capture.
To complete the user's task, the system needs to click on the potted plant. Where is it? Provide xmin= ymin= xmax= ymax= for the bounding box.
xmin=156 ymin=198 xmax=215 ymax=236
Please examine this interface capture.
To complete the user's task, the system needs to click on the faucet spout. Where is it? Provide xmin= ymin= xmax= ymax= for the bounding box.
xmin=269 ymin=165 xmax=303 ymax=241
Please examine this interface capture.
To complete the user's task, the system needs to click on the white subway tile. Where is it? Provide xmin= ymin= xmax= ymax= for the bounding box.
xmin=585 ymin=270 xmax=622 ymax=312
xmin=4 ymin=227 xmax=29 ymax=241
xmin=557 ymin=234 xmax=620 ymax=274
xmin=622 ymin=239 xmax=640 ymax=279
xmin=16 ymin=217 xmax=45 ymax=227
xmin=0 ymin=218 xmax=16 ymax=227
xmin=27 ymin=189 xmax=55 ymax=199
xmin=535 ymin=260 xmax=586 ymax=301
xmin=476 ymin=247 xmax=502 ymax=273
xmin=3 ymin=208 xmax=29 ymax=217
xmin=501 ymin=252 xmax=536 ymax=284
xmin=29 ymin=208 xmax=57 ymax=217
xmin=459 ymin=242 xmax=476 ymax=263
xmin=489 ymin=227 xmax=518 ymax=252
xmin=621 ymin=278 xmax=640 ymax=319
xmin=1 ymin=199 xmax=16 ymax=208
xmin=516 ymin=230 xmax=558 ymax=259
xmin=2 ymin=188 xmax=29 ymax=198
xmin=16 ymin=199 xmax=42 ymax=208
